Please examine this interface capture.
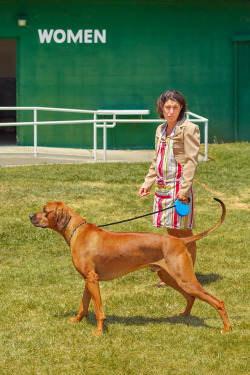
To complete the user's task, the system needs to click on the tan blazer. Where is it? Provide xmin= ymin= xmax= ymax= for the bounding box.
xmin=141 ymin=118 xmax=200 ymax=197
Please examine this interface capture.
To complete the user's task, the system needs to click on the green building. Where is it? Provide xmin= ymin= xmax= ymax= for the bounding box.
xmin=0 ymin=0 xmax=249 ymax=149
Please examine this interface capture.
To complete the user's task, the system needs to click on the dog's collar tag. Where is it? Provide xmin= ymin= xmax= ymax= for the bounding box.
xmin=68 ymin=221 xmax=87 ymax=246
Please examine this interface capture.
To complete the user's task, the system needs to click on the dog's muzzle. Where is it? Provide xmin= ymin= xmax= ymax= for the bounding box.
xmin=29 ymin=213 xmax=46 ymax=228
xmin=29 ymin=214 xmax=36 ymax=224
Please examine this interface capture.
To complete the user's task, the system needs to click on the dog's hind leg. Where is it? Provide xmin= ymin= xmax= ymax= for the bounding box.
xmin=163 ymin=243 xmax=232 ymax=333
xmin=70 ymin=284 xmax=91 ymax=323
xmin=178 ymin=279 xmax=232 ymax=333
xmin=157 ymin=269 xmax=195 ymax=316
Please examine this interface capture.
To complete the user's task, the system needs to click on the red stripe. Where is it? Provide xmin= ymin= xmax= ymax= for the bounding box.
xmin=174 ymin=163 xmax=182 ymax=228
xmin=157 ymin=198 xmax=163 ymax=227
xmin=174 ymin=208 xmax=178 ymax=228
xmin=157 ymin=142 xmax=165 ymax=179
xmin=190 ymin=186 xmax=194 ymax=226
xmin=155 ymin=193 xmax=171 ymax=199
xmin=156 ymin=140 xmax=161 ymax=158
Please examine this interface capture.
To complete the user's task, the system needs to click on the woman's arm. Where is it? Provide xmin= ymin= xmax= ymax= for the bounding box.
xmin=139 ymin=153 xmax=157 ymax=196
xmin=178 ymin=124 xmax=200 ymax=198
xmin=139 ymin=125 xmax=163 ymax=196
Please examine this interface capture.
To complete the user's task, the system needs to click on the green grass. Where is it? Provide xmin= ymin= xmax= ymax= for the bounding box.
xmin=0 ymin=143 xmax=249 ymax=375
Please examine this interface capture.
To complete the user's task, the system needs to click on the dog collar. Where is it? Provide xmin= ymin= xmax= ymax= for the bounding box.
xmin=67 ymin=221 xmax=87 ymax=246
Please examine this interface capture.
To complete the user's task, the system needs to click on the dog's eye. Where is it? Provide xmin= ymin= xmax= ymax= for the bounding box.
xmin=43 ymin=209 xmax=47 ymax=214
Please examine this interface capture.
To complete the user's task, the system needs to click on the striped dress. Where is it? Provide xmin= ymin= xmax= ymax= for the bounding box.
xmin=153 ymin=125 xmax=194 ymax=229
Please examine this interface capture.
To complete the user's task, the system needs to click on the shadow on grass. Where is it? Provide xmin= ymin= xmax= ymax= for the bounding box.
xmin=103 ymin=314 xmax=211 ymax=329
xmin=59 ymin=311 xmax=211 ymax=329
xmin=195 ymin=272 xmax=223 ymax=285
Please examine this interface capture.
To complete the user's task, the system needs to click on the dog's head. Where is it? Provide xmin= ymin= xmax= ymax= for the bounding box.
xmin=30 ymin=202 xmax=71 ymax=232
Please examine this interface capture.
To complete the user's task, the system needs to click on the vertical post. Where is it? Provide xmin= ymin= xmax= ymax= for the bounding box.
xmin=94 ymin=112 xmax=97 ymax=160
xmin=103 ymin=121 xmax=106 ymax=162
xmin=204 ymin=120 xmax=208 ymax=161
xmin=34 ymin=108 xmax=37 ymax=157
xmin=186 ymin=111 xmax=190 ymax=121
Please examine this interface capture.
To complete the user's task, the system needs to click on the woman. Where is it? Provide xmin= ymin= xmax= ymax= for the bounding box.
xmin=139 ymin=90 xmax=200 ymax=291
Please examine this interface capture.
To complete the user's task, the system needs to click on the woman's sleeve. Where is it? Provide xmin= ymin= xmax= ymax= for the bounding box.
xmin=140 ymin=128 xmax=159 ymax=192
xmin=179 ymin=124 xmax=200 ymax=197
xmin=141 ymin=154 xmax=157 ymax=191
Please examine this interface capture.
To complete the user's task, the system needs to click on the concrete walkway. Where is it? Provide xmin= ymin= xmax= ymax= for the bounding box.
xmin=0 ymin=146 xmax=205 ymax=167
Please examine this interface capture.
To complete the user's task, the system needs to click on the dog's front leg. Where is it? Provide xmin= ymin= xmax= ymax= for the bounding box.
xmin=70 ymin=284 xmax=91 ymax=323
xmin=86 ymin=270 xmax=106 ymax=336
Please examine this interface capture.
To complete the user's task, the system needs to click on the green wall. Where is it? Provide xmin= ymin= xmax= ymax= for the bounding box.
xmin=0 ymin=0 xmax=249 ymax=148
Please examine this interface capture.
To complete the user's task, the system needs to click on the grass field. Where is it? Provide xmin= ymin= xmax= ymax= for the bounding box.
xmin=0 ymin=143 xmax=249 ymax=375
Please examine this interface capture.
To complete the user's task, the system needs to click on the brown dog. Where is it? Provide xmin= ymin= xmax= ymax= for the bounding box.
xmin=30 ymin=198 xmax=231 ymax=336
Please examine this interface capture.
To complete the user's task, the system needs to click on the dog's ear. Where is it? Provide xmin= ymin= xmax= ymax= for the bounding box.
xmin=56 ymin=207 xmax=71 ymax=231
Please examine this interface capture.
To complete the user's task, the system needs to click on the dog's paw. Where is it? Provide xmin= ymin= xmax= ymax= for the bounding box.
xmin=92 ymin=329 xmax=103 ymax=337
xmin=220 ymin=326 xmax=232 ymax=334
xmin=69 ymin=316 xmax=83 ymax=323
xmin=178 ymin=311 xmax=190 ymax=316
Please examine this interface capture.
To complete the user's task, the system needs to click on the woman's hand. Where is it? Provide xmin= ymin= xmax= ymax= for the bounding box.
xmin=139 ymin=188 xmax=150 ymax=197
xmin=176 ymin=193 xmax=189 ymax=202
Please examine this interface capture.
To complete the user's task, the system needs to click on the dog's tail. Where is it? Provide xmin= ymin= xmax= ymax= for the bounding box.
xmin=182 ymin=198 xmax=226 ymax=246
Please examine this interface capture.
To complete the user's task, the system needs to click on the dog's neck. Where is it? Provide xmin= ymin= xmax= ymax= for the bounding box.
xmin=62 ymin=210 xmax=87 ymax=246
xmin=66 ymin=221 xmax=88 ymax=246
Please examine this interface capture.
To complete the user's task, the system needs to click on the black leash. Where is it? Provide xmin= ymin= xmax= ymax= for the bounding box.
xmin=68 ymin=200 xmax=189 ymax=245
xmin=98 ymin=205 xmax=175 ymax=228
xmin=68 ymin=201 xmax=186 ymax=245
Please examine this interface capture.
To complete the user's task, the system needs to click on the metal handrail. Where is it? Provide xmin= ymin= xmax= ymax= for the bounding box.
xmin=186 ymin=111 xmax=208 ymax=161
xmin=0 ymin=106 xmax=208 ymax=161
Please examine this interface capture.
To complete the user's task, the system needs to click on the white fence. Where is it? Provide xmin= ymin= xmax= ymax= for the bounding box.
xmin=0 ymin=107 xmax=208 ymax=161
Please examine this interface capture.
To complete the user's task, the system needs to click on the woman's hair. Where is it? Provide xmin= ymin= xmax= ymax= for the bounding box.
xmin=156 ymin=90 xmax=187 ymax=120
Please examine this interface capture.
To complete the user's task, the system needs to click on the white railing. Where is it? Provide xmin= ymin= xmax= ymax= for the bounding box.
xmin=186 ymin=111 xmax=208 ymax=162
xmin=0 ymin=107 xmax=208 ymax=161
xmin=94 ymin=109 xmax=150 ymax=162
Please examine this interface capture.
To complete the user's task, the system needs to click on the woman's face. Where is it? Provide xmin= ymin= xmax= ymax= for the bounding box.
xmin=162 ymin=99 xmax=182 ymax=124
